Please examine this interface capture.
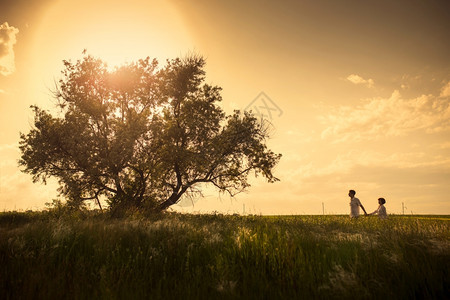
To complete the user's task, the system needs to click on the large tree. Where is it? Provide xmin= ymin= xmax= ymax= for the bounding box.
xmin=19 ymin=53 xmax=281 ymax=212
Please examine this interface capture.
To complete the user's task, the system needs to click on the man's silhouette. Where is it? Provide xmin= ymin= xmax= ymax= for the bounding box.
xmin=348 ymin=190 xmax=367 ymax=218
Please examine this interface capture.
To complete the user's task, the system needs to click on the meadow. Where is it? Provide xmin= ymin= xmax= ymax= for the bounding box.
xmin=1 ymin=210 xmax=448 ymax=299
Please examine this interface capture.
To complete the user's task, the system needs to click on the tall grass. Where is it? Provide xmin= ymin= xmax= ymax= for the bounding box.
xmin=1 ymin=212 xmax=448 ymax=299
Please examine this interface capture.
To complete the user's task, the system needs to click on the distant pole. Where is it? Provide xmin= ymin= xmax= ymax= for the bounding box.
xmin=322 ymin=202 xmax=325 ymax=215
xmin=243 ymin=203 xmax=245 ymax=215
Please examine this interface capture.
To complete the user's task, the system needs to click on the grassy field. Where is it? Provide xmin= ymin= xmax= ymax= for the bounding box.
xmin=1 ymin=211 xmax=448 ymax=299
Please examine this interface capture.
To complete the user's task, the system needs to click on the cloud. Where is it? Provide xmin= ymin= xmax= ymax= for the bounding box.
xmin=0 ymin=145 xmax=61 ymax=211
xmin=440 ymin=81 xmax=450 ymax=97
xmin=282 ymin=148 xmax=450 ymax=212
xmin=320 ymin=87 xmax=450 ymax=142
xmin=0 ymin=168 xmax=59 ymax=211
xmin=0 ymin=22 xmax=19 ymax=76
xmin=346 ymin=74 xmax=374 ymax=88
xmin=288 ymin=148 xmax=450 ymax=182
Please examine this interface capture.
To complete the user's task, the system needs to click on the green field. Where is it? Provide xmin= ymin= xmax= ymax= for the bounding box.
xmin=1 ymin=211 xmax=448 ymax=299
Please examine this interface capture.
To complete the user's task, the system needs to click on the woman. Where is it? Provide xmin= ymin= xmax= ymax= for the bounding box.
xmin=369 ymin=198 xmax=387 ymax=219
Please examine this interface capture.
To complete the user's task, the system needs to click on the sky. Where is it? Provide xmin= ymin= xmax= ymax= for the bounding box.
xmin=1 ymin=0 xmax=449 ymax=215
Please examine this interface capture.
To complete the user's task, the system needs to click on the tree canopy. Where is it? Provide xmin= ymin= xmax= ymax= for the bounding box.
xmin=19 ymin=53 xmax=281 ymax=212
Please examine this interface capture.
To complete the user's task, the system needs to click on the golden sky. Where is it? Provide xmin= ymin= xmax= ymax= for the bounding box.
xmin=1 ymin=0 xmax=449 ymax=214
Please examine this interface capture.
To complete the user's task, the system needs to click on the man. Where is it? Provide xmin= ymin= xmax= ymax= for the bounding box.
xmin=348 ymin=190 xmax=367 ymax=218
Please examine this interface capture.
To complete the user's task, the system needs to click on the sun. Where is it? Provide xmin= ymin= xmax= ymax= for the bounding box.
xmin=29 ymin=0 xmax=194 ymax=82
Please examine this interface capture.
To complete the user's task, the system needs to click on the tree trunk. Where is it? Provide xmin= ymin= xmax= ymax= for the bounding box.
xmin=159 ymin=189 xmax=186 ymax=210
xmin=159 ymin=184 xmax=191 ymax=210
xmin=159 ymin=195 xmax=178 ymax=210
xmin=95 ymin=197 xmax=103 ymax=212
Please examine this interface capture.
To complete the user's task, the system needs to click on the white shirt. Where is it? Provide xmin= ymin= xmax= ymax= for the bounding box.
xmin=349 ymin=197 xmax=362 ymax=218
xmin=370 ymin=204 xmax=387 ymax=219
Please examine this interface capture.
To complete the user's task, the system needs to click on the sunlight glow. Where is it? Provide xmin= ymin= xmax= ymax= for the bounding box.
xmin=31 ymin=0 xmax=194 ymax=76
